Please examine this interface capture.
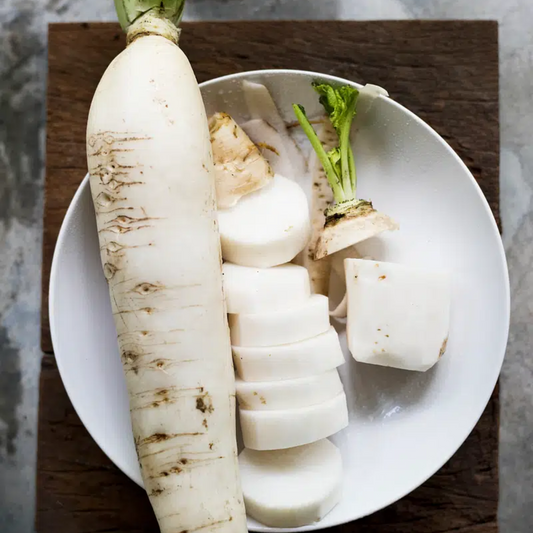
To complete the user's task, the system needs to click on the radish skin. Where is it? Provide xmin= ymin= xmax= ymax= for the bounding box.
xmin=209 ymin=112 xmax=273 ymax=208
xmin=86 ymin=10 xmax=246 ymax=533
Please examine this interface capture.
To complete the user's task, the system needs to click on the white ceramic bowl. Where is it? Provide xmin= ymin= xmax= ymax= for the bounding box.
xmin=49 ymin=70 xmax=510 ymax=532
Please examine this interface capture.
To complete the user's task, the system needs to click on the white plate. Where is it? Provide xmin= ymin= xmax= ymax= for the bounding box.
xmin=49 ymin=70 xmax=510 ymax=532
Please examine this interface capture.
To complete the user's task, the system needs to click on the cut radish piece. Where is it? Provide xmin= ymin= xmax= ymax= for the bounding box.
xmin=241 ymin=119 xmax=305 ymax=183
xmin=315 ymin=208 xmax=399 ymax=260
xmin=209 ymin=112 xmax=273 ymax=208
xmin=232 ymin=326 xmax=345 ymax=382
xmin=240 ymin=392 xmax=348 ymax=450
xmin=229 ymin=294 xmax=330 ymax=347
xmin=218 ymin=174 xmax=311 ymax=268
xmin=345 ymin=259 xmax=451 ymax=371
xmin=235 ymin=370 xmax=343 ymax=411
xmin=222 ymin=262 xmax=310 ymax=314
xmin=241 ymin=80 xmax=307 ymax=179
xmin=239 ymin=439 xmax=343 ymax=528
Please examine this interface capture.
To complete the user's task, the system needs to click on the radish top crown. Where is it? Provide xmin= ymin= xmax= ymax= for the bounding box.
xmin=115 ymin=0 xmax=185 ymax=43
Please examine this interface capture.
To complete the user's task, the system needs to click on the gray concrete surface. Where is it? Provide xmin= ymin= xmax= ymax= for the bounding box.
xmin=0 ymin=0 xmax=531 ymax=531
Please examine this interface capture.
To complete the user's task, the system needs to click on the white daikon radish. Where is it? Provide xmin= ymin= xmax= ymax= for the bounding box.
xmin=242 ymin=80 xmax=307 ymax=178
xmin=208 ymin=112 xmax=273 ymax=208
xmin=239 ymin=439 xmax=343 ymax=528
xmin=229 ymin=294 xmax=330 ymax=347
xmin=222 ymin=262 xmax=310 ymax=314
xmin=240 ymin=392 xmax=348 ymax=450
xmin=235 ymin=370 xmax=344 ymax=411
xmin=218 ymin=174 xmax=311 ymax=268
xmin=345 ymin=259 xmax=451 ymax=371
xmin=86 ymin=3 xmax=246 ymax=532
xmin=294 ymin=83 xmax=398 ymax=259
xmin=233 ymin=326 xmax=345 ymax=382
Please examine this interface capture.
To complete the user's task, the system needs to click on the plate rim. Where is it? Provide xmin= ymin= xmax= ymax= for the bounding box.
xmin=49 ymin=68 xmax=510 ymax=532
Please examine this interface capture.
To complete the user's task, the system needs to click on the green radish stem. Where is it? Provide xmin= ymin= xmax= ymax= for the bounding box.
xmin=292 ymin=104 xmax=346 ymax=203
xmin=293 ymin=83 xmax=361 ymax=207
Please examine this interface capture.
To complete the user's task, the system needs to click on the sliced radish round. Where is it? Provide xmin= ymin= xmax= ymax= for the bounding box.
xmin=235 ymin=369 xmax=343 ymax=411
xmin=218 ymin=174 xmax=311 ymax=268
xmin=239 ymin=392 xmax=348 ymax=451
xmin=233 ymin=326 xmax=345 ymax=382
xmin=239 ymin=439 xmax=343 ymax=528
xmin=229 ymin=294 xmax=330 ymax=347
xmin=222 ymin=262 xmax=310 ymax=314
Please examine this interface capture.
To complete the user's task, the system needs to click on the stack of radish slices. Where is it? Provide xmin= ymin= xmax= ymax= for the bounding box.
xmin=223 ymin=262 xmax=348 ymax=528
xmin=212 ymin=85 xmax=350 ymax=528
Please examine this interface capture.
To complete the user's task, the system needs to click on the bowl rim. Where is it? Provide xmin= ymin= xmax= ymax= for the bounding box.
xmin=49 ymin=68 xmax=510 ymax=532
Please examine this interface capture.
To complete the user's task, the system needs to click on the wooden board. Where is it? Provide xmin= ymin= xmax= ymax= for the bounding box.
xmin=38 ymin=21 xmax=500 ymax=533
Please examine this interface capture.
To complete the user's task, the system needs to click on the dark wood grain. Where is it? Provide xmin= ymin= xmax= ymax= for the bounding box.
xmin=38 ymin=20 xmax=500 ymax=533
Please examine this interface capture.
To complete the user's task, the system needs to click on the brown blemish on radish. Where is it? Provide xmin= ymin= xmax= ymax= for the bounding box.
xmin=141 ymin=432 xmax=203 ymax=446
xmin=439 ymin=337 xmax=448 ymax=358
xmin=196 ymin=394 xmax=214 ymax=414
xmin=378 ymin=275 xmax=387 ymax=281
xmin=177 ymin=517 xmax=234 ymax=532
xmin=121 ymin=350 xmax=142 ymax=363
xmin=132 ymin=282 xmax=163 ymax=295
xmin=103 ymin=262 xmax=117 ymax=280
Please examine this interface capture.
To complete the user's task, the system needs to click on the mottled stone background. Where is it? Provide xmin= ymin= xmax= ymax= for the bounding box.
xmin=0 ymin=0 xmax=531 ymax=532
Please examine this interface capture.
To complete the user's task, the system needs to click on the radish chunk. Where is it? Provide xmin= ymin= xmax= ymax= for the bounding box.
xmin=229 ymin=294 xmax=330 ymax=347
xmin=222 ymin=262 xmax=310 ymax=314
xmin=345 ymin=259 xmax=451 ymax=371
xmin=239 ymin=439 xmax=343 ymax=528
xmin=240 ymin=392 xmax=348 ymax=450
xmin=233 ymin=326 xmax=345 ymax=382
xmin=86 ymin=4 xmax=246 ymax=532
xmin=209 ymin=112 xmax=273 ymax=208
xmin=315 ymin=205 xmax=399 ymax=259
xmin=235 ymin=370 xmax=344 ymax=411
xmin=241 ymin=119 xmax=304 ymax=181
xmin=294 ymin=83 xmax=398 ymax=259
xmin=218 ymin=174 xmax=311 ymax=268
xmin=242 ymin=80 xmax=307 ymax=179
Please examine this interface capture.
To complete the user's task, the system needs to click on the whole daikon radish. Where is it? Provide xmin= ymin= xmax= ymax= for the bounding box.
xmin=86 ymin=2 xmax=246 ymax=532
